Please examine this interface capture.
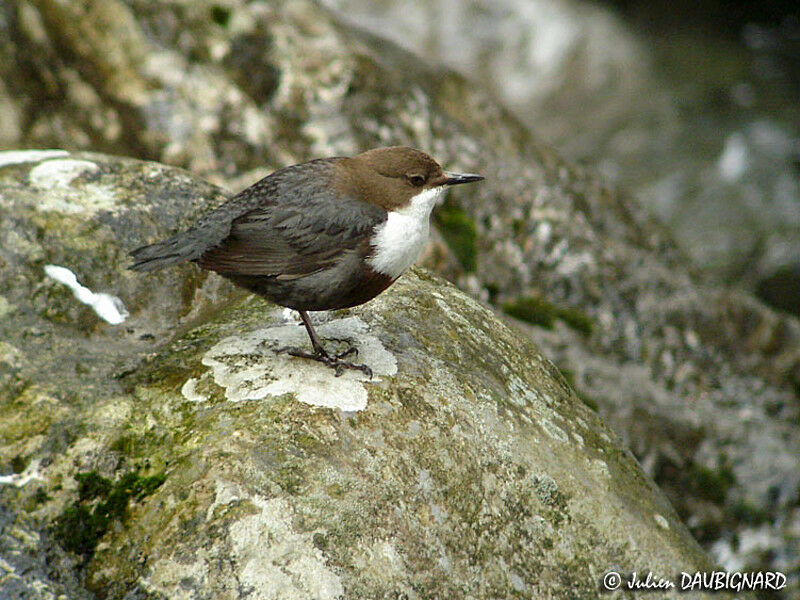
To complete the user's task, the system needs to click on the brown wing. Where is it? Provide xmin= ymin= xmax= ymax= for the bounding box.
xmin=196 ymin=187 xmax=386 ymax=279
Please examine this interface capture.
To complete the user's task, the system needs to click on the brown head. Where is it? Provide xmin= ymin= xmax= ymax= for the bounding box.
xmin=336 ymin=146 xmax=483 ymax=211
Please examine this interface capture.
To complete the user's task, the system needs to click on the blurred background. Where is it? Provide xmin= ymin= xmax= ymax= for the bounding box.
xmin=324 ymin=0 xmax=800 ymax=315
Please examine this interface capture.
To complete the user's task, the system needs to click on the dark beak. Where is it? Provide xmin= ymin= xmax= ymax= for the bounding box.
xmin=443 ymin=171 xmax=484 ymax=186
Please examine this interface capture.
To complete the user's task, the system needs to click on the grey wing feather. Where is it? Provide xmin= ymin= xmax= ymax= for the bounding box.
xmin=128 ymin=159 xmax=381 ymax=274
xmin=196 ymin=188 xmax=385 ymax=277
xmin=128 ymin=184 xmax=266 ymax=272
xmin=128 ymin=219 xmax=232 ymax=271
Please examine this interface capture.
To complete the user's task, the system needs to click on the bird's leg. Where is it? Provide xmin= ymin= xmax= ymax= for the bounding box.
xmin=280 ymin=310 xmax=372 ymax=378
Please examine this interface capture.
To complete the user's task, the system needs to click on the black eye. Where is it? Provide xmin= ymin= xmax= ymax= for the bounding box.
xmin=407 ymin=174 xmax=425 ymax=187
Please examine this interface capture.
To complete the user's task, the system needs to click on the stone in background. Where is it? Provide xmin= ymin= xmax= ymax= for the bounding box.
xmin=323 ymin=0 xmax=800 ymax=307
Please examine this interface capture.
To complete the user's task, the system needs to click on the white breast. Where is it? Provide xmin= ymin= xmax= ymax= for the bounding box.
xmin=368 ymin=186 xmax=445 ymax=279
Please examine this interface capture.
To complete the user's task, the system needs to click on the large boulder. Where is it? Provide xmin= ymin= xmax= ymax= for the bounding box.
xmin=0 ymin=152 xmax=736 ymax=598
xmin=0 ymin=0 xmax=797 ymax=592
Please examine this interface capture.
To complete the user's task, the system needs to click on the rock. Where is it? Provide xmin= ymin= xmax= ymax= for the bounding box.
xmin=322 ymin=0 xmax=800 ymax=292
xmin=0 ymin=503 xmax=93 ymax=600
xmin=0 ymin=152 xmax=733 ymax=598
xmin=1 ymin=1 xmax=798 ymax=592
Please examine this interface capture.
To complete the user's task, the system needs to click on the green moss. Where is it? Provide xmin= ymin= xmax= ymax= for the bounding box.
xmin=554 ymin=306 xmax=594 ymax=337
xmin=108 ymin=435 xmax=136 ymax=455
xmin=53 ymin=470 xmax=167 ymax=559
xmin=326 ymin=483 xmax=345 ymax=498
xmin=55 ymin=505 xmax=98 ymax=557
xmin=76 ymin=471 xmax=113 ymax=502
xmin=730 ymin=500 xmax=771 ymax=525
xmin=210 ymin=5 xmax=231 ymax=27
xmin=685 ymin=457 xmax=736 ymax=505
xmin=503 ymin=296 xmax=556 ymax=329
xmin=10 ymin=454 xmax=27 ymax=473
xmin=312 ymin=532 xmax=329 ymax=551
xmin=434 ymin=200 xmax=478 ymax=272
xmin=33 ymin=487 xmax=51 ymax=505
xmin=502 ymin=295 xmax=594 ymax=336
xmin=276 ymin=461 xmax=304 ymax=495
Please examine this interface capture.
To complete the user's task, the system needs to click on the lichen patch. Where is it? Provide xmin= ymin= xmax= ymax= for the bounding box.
xmin=30 ymin=158 xmax=99 ymax=189
xmin=229 ymin=495 xmax=344 ymax=599
xmin=0 ymin=149 xmax=69 ymax=168
xmin=180 ymin=377 xmax=208 ymax=403
xmin=200 ymin=316 xmax=396 ymax=411
xmin=26 ymin=158 xmax=119 ymax=214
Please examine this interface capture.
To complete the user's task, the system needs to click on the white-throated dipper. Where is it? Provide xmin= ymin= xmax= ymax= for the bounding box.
xmin=129 ymin=147 xmax=483 ymax=376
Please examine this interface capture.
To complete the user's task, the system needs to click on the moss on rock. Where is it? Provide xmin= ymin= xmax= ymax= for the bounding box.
xmin=434 ymin=199 xmax=478 ymax=272
xmin=53 ymin=470 xmax=166 ymax=559
xmin=503 ymin=295 xmax=594 ymax=336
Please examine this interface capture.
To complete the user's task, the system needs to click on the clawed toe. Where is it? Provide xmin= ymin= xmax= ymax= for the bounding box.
xmin=276 ymin=345 xmax=371 ymax=378
xmin=275 ymin=345 xmax=300 ymax=355
xmin=319 ymin=351 xmax=372 ymax=378
xmin=278 ymin=311 xmax=372 ymax=378
xmin=335 ymin=346 xmax=358 ymax=360
xmin=318 ymin=349 xmax=372 ymax=378
xmin=339 ymin=359 xmax=372 ymax=378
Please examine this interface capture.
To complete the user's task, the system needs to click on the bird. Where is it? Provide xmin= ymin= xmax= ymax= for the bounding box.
xmin=129 ymin=147 xmax=484 ymax=376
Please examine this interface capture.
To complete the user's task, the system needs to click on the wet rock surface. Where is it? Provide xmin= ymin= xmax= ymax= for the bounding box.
xmin=0 ymin=0 xmax=798 ymax=595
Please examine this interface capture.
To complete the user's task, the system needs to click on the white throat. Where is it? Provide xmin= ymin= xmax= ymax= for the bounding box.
xmin=368 ymin=186 xmax=445 ymax=279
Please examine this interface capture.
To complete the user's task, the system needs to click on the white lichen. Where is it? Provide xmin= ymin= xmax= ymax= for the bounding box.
xmin=180 ymin=377 xmax=208 ymax=403
xmin=30 ymin=158 xmax=99 ymax=189
xmin=229 ymin=495 xmax=344 ymax=599
xmin=28 ymin=158 xmax=119 ymax=214
xmin=539 ymin=417 xmax=569 ymax=443
xmin=199 ymin=316 xmax=396 ymax=411
xmin=0 ymin=149 xmax=69 ymax=168
xmin=141 ymin=556 xmax=209 ymax=600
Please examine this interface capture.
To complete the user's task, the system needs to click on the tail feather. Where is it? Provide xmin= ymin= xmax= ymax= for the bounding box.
xmin=128 ymin=235 xmax=200 ymax=272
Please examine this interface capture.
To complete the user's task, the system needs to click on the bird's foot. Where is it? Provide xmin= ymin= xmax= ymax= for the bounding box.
xmin=276 ymin=345 xmax=372 ymax=378
xmin=326 ymin=338 xmax=359 ymax=360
